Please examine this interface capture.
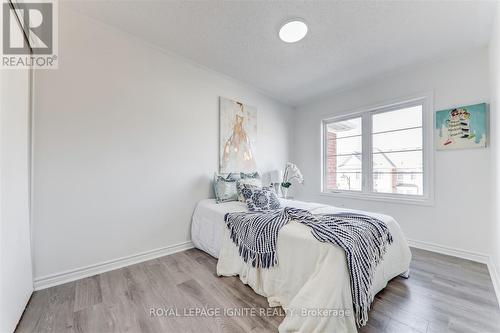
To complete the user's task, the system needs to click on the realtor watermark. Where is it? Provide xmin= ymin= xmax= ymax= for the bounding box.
xmin=149 ymin=307 xmax=351 ymax=318
xmin=1 ymin=0 xmax=58 ymax=68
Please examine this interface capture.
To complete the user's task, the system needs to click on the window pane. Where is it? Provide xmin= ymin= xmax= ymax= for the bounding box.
xmin=372 ymin=105 xmax=425 ymax=197
xmin=373 ymin=128 xmax=422 ymax=153
xmin=328 ymin=136 xmax=362 ymax=156
xmin=325 ymin=117 xmax=362 ymax=191
xmin=373 ymin=150 xmax=423 ymax=173
xmin=327 ymin=172 xmax=362 ymax=191
xmin=326 ymin=117 xmax=361 ymax=139
xmin=372 ymin=105 xmax=422 ymax=133
xmin=373 ymin=173 xmax=423 ymax=195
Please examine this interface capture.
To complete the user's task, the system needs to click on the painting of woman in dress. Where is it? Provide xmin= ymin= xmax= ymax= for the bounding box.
xmin=219 ymin=97 xmax=257 ymax=173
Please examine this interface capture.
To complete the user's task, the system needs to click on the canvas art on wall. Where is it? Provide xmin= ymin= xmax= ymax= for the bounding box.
xmin=436 ymin=103 xmax=487 ymax=150
xmin=219 ymin=97 xmax=257 ymax=173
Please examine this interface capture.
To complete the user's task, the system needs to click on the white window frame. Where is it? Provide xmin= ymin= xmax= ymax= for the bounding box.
xmin=320 ymin=93 xmax=434 ymax=206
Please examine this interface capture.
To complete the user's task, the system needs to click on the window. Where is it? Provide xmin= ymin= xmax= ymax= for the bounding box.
xmin=322 ymin=97 xmax=433 ymax=204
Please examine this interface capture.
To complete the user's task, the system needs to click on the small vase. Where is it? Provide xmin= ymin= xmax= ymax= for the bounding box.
xmin=281 ymin=187 xmax=289 ymax=199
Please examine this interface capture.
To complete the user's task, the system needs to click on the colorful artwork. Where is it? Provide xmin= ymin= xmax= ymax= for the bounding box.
xmin=436 ymin=103 xmax=487 ymax=150
xmin=219 ymin=97 xmax=257 ymax=173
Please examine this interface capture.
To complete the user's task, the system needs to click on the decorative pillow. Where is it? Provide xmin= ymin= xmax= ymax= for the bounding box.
xmin=241 ymin=187 xmax=282 ymax=212
xmin=240 ymin=172 xmax=260 ymax=179
xmin=214 ymin=173 xmax=240 ymax=203
xmin=236 ymin=178 xmax=262 ymax=202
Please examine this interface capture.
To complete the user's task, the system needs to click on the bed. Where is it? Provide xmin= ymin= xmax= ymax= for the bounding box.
xmin=191 ymin=198 xmax=412 ymax=333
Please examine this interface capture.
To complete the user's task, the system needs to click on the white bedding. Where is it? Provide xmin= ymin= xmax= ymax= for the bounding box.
xmin=191 ymin=199 xmax=412 ymax=333
xmin=191 ymin=199 xmax=326 ymax=258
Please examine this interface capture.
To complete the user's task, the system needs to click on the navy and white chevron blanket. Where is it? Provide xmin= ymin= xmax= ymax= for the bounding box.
xmin=224 ymin=207 xmax=393 ymax=327
xmin=224 ymin=209 xmax=289 ymax=269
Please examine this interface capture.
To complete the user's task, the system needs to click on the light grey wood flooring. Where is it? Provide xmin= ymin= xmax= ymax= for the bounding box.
xmin=16 ymin=247 xmax=500 ymax=333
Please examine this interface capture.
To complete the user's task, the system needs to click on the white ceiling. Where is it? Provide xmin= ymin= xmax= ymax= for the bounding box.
xmin=66 ymin=0 xmax=497 ymax=106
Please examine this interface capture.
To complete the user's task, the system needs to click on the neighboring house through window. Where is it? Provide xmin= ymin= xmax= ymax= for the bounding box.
xmin=322 ymin=95 xmax=433 ymax=204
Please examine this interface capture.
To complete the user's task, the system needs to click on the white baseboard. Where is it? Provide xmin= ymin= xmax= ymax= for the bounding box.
xmin=33 ymin=241 xmax=194 ymax=291
xmin=408 ymin=238 xmax=500 ymax=308
xmin=407 ymin=239 xmax=490 ymax=263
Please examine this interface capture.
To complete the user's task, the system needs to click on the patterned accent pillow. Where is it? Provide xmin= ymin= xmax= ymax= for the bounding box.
xmin=242 ymin=187 xmax=282 ymax=212
xmin=236 ymin=178 xmax=262 ymax=202
xmin=214 ymin=173 xmax=240 ymax=203
xmin=240 ymin=172 xmax=260 ymax=179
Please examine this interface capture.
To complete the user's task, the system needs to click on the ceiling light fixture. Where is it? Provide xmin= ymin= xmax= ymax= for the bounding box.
xmin=279 ymin=19 xmax=308 ymax=43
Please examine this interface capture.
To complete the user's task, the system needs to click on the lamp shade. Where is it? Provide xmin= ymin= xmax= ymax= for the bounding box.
xmin=270 ymin=170 xmax=283 ymax=183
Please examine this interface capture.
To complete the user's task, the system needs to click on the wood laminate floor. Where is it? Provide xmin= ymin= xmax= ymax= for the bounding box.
xmin=16 ymin=247 xmax=500 ymax=333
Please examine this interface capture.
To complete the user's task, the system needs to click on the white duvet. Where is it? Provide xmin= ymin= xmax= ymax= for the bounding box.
xmin=191 ymin=199 xmax=412 ymax=333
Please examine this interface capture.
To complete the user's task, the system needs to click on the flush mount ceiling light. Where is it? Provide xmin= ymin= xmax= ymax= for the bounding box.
xmin=279 ymin=19 xmax=308 ymax=43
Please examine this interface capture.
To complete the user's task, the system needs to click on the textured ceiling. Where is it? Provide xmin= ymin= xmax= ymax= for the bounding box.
xmin=65 ymin=0 xmax=497 ymax=106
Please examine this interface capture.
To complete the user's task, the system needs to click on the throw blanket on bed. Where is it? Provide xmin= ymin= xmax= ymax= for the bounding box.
xmin=284 ymin=208 xmax=393 ymax=326
xmin=224 ymin=207 xmax=393 ymax=327
xmin=224 ymin=209 xmax=290 ymax=268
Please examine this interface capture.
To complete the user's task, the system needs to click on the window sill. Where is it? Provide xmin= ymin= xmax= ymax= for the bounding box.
xmin=319 ymin=191 xmax=434 ymax=206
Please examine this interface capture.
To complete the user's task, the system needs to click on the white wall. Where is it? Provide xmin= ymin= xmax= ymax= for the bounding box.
xmin=32 ymin=6 xmax=292 ymax=281
xmin=0 ymin=68 xmax=33 ymax=331
xmin=293 ymin=50 xmax=493 ymax=257
xmin=489 ymin=3 xmax=500 ymax=300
